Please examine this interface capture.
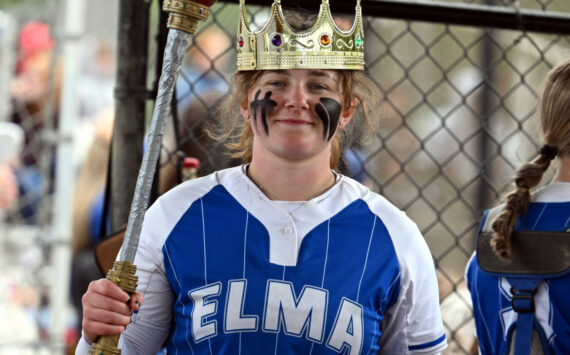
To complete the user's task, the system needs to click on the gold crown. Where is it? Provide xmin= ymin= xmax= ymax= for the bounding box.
xmin=236 ymin=0 xmax=364 ymax=71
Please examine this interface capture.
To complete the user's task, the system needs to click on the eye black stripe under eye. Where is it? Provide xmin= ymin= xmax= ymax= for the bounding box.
xmin=249 ymin=90 xmax=276 ymax=135
xmin=315 ymin=103 xmax=330 ymax=140
xmin=316 ymin=98 xmax=342 ymax=141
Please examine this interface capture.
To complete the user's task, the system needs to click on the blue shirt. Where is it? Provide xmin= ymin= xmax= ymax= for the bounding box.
xmin=77 ymin=166 xmax=446 ymax=354
xmin=466 ymin=182 xmax=570 ymax=354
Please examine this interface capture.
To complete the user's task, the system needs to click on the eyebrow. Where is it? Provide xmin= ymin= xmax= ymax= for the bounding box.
xmin=307 ymin=70 xmax=333 ymax=79
xmin=266 ymin=70 xmax=334 ymax=79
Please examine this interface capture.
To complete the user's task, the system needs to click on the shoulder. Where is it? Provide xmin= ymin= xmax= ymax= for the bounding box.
xmin=151 ymin=166 xmax=243 ymax=215
xmin=531 ymin=181 xmax=570 ymax=203
xmin=140 ymin=166 xmax=242 ymax=246
xmin=338 ymin=175 xmax=432 ymax=268
xmin=336 ymin=174 xmax=407 ymax=221
xmin=479 ymin=204 xmax=502 ymax=233
xmin=353 ymin=180 xmax=423 ymax=250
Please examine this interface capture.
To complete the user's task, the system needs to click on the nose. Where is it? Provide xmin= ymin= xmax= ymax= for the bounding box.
xmin=284 ymin=83 xmax=310 ymax=111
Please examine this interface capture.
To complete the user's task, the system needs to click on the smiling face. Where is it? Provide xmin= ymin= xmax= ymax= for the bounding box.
xmin=241 ymin=69 xmax=354 ymax=163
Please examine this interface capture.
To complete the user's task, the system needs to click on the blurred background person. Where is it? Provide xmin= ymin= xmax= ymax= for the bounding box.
xmin=9 ymin=21 xmax=61 ymax=224
xmin=0 ymin=122 xmax=24 ymax=216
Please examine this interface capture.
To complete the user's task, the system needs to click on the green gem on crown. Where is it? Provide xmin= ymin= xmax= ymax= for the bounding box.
xmin=355 ymin=35 xmax=362 ymax=48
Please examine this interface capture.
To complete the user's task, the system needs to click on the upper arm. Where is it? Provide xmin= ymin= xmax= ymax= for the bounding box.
xmin=375 ymin=208 xmax=447 ymax=354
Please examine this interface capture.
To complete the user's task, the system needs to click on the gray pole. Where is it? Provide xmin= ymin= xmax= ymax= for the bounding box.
xmin=111 ymin=0 xmax=151 ymax=232
xmin=50 ymin=0 xmax=85 ymax=348
xmin=477 ymin=0 xmax=498 ymax=213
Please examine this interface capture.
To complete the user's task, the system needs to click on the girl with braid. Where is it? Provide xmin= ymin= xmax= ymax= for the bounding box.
xmin=76 ymin=2 xmax=447 ymax=354
xmin=466 ymin=60 xmax=570 ymax=354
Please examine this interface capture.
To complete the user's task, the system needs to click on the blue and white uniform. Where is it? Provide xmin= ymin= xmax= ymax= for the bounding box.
xmin=466 ymin=182 xmax=570 ymax=355
xmin=78 ymin=165 xmax=446 ymax=354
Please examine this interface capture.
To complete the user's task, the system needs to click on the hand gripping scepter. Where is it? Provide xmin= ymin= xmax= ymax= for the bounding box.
xmin=90 ymin=1 xmax=217 ymax=354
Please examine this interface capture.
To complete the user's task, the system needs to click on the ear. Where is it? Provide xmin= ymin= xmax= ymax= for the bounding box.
xmin=240 ymin=94 xmax=250 ymax=121
xmin=338 ymin=98 xmax=357 ymax=130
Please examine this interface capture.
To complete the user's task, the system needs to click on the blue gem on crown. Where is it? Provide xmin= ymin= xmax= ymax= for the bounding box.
xmin=271 ymin=34 xmax=282 ymax=47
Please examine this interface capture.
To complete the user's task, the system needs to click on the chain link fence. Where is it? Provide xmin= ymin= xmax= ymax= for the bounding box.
xmin=1 ymin=0 xmax=570 ymax=353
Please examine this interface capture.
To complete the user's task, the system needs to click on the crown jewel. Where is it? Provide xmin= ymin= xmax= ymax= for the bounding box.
xmin=237 ymin=0 xmax=364 ymax=71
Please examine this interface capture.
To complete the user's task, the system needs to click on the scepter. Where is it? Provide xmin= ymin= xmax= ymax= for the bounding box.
xmin=90 ymin=1 xmax=217 ymax=353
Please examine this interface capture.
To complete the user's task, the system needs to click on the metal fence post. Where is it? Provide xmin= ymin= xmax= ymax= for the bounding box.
xmin=111 ymin=0 xmax=151 ymax=232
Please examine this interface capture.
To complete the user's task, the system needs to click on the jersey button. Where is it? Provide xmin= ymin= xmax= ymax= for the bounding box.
xmin=283 ymin=226 xmax=293 ymax=235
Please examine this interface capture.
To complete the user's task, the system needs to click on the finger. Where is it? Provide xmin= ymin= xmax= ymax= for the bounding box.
xmin=86 ymin=292 xmax=133 ymax=316
xmin=83 ymin=281 xmax=132 ymax=316
xmin=83 ymin=320 xmax=128 ymax=343
xmin=128 ymin=292 xmax=144 ymax=311
xmin=83 ymin=306 xmax=132 ymax=327
xmin=90 ymin=279 xmax=130 ymax=303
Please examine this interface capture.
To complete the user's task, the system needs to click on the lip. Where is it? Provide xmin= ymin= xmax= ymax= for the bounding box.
xmin=276 ymin=119 xmax=312 ymax=126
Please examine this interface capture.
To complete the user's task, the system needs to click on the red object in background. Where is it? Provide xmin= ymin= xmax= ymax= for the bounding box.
xmin=16 ymin=22 xmax=54 ymax=73
xmin=182 ymin=157 xmax=200 ymax=181
xmin=193 ymin=0 xmax=217 ymax=8
xmin=183 ymin=157 xmax=200 ymax=169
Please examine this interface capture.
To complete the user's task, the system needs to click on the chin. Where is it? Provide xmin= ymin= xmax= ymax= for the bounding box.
xmin=277 ymin=146 xmax=327 ymax=162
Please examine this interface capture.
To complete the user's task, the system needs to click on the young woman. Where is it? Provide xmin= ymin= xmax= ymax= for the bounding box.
xmin=466 ymin=60 xmax=570 ymax=354
xmin=76 ymin=2 xmax=446 ymax=354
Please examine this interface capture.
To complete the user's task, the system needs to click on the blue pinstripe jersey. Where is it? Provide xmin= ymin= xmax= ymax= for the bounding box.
xmin=466 ymin=182 xmax=570 ymax=355
xmin=116 ymin=166 xmax=446 ymax=354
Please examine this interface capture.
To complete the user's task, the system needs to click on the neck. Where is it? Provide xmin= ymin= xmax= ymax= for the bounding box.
xmin=247 ymin=153 xmax=335 ymax=201
xmin=554 ymin=155 xmax=570 ymax=183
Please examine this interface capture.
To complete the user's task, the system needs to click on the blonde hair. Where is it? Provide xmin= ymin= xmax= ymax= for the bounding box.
xmin=490 ymin=60 xmax=570 ymax=257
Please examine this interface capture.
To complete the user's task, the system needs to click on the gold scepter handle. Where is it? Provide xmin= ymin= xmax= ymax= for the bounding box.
xmin=90 ymin=261 xmax=138 ymax=355
xmin=89 ymin=1 xmax=217 ymax=353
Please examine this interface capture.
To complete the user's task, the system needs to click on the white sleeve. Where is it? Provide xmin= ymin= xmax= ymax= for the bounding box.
xmin=76 ymin=175 xmax=221 ymax=355
xmin=74 ymin=210 xmax=174 ymax=355
xmin=366 ymin=199 xmax=446 ymax=354
xmin=116 ymin=197 xmax=177 ymax=354
xmin=74 ymin=333 xmax=91 ymax=355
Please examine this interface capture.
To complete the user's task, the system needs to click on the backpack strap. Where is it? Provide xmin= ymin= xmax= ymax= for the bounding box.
xmin=508 ymin=278 xmax=541 ymax=355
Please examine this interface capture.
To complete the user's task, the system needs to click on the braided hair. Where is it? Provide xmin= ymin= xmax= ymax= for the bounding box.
xmin=490 ymin=60 xmax=570 ymax=257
